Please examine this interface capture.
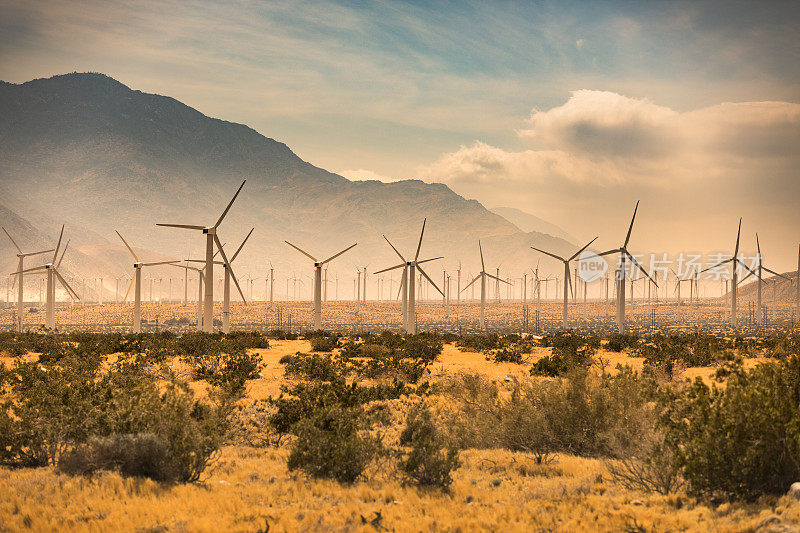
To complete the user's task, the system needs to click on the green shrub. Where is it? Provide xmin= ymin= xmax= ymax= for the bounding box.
xmin=268 ymin=378 xmax=417 ymax=440
xmin=443 ymin=368 xmax=653 ymax=460
xmin=0 ymin=353 xmax=231 ymax=482
xmin=531 ymin=332 xmax=598 ymax=376
xmin=287 ymin=406 xmax=381 ymax=483
xmin=605 ymin=334 xmax=639 ymax=353
xmin=58 ymin=433 xmax=178 ymax=482
xmin=283 ymin=353 xmax=345 ymax=381
xmin=309 ymin=335 xmax=340 ymax=352
xmin=191 ymin=348 xmax=263 ymax=395
xmin=660 ymin=356 xmax=800 ymax=500
xmin=492 ymin=348 xmax=524 ymax=364
xmin=398 ymin=405 xmax=460 ymax=489
xmin=457 ymin=333 xmax=502 ymax=352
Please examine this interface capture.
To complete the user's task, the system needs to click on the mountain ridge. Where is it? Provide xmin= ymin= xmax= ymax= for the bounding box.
xmin=0 ymin=73 xmax=580 ymax=298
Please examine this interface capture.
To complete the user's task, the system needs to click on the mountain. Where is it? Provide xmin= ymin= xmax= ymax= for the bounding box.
xmin=491 ymin=206 xmax=577 ymax=245
xmin=0 ymin=73 xmax=580 ymax=298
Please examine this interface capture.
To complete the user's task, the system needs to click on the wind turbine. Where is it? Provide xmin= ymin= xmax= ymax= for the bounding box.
xmin=11 ymin=226 xmax=79 ymax=329
xmin=460 ymin=241 xmax=509 ymax=330
xmin=597 ymin=201 xmax=658 ymax=333
xmin=220 ymin=229 xmax=253 ymax=333
xmin=531 ymin=237 xmax=597 ymax=329
xmin=157 ymin=180 xmax=246 ymax=332
xmin=700 ymin=218 xmax=757 ymax=328
xmin=374 ymin=219 xmax=443 ymax=333
xmin=670 ymin=268 xmax=692 ymax=312
xmin=3 ymin=227 xmax=54 ymax=332
xmin=738 ymin=233 xmax=790 ymax=327
xmin=116 ymin=231 xmax=178 ymax=333
xmin=285 ymin=240 xmax=357 ymax=329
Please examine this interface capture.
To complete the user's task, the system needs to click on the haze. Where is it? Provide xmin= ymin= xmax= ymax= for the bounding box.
xmin=1 ymin=0 xmax=798 ymax=267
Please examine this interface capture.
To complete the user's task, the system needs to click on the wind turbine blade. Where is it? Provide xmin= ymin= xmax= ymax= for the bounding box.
xmin=123 ymin=275 xmax=135 ymax=303
xmin=761 ymin=266 xmax=790 ymax=281
xmin=285 ymin=240 xmax=318 ymax=262
xmin=568 ymin=236 xmax=598 ymax=261
xmin=214 ymin=180 xmax=246 ymax=228
xmin=54 ymin=268 xmax=80 ymax=300
xmin=21 ymin=249 xmax=54 ymax=258
xmin=530 ymin=246 xmax=566 ymax=263
xmin=417 ymin=265 xmax=444 ymax=297
xmin=670 ymin=268 xmax=678 ymax=279
xmin=700 ymin=258 xmax=734 ymax=273
xmin=171 ymin=264 xmax=201 ymax=273
xmin=142 ymin=261 xmax=180 ymax=267
xmin=231 ymin=228 xmax=254 ymax=263
xmin=397 ymin=268 xmax=407 ymax=300
xmin=2 ymin=227 xmax=22 ymax=253
xmin=10 ymin=265 xmax=47 ymax=275
xmin=756 ymin=232 xmax=761 ymax=256
xmin=738 ymin=267 xmax=755 ymax=285
xmin=479 ymin=240 xmax=485 ymax=272
xmin=156 ymin=223 xmax=205 ymax=230
xmin=52 ymin=225 xmax=64 ymax=263
xmin=626 ymin=251 xmax=658 ymax=287
xmin=56 ymin=239 xmax=70 ymax=268
xmin=215 ymin=234 xmax=247 ymax=304
xmin=734 ymin=217 xmax=742 ymax=256
xmin=624 ymin=200 xmax=639 ymax=247
xmin=460 ymin=274 xmax=481 ymax=293
xmin=115 ymin=230 xmax=140 ymax=262
xmin=485 ymin=272 xmax=511 ymax=285
xmin=383 ymin=235 xmax=407 ymax=262
xmin=322 ymin=243 xmax=357 ymax=264
xmin=598 ymin=248 xmax=621 ymax=257
xmin=735 ymin=258 xmax=758 ymax=279
xmin=374 ymin=262 xmax=406 ymax=275
xmin=417 ymin=256 xmax=444 ymax=265
xmin=414 ymin=218 xmax=427 ymax=261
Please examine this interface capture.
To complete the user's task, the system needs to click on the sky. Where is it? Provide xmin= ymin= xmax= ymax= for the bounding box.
xmin=1 ymin=0 xmax=799 ymax=268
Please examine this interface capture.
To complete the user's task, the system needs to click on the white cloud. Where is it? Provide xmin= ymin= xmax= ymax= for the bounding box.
xmin=418 ymin=91 xmax=800 ymax=265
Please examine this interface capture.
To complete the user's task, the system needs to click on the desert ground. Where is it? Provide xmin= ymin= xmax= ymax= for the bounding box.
xmin=2 ymin=334 xmax=800 ymax=532
xmin=1 ymin=298 xmax=798 ymax=335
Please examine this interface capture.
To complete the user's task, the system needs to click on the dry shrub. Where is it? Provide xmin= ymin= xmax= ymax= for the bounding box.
xmin=398 ymin=404 xmax=460 ymax=490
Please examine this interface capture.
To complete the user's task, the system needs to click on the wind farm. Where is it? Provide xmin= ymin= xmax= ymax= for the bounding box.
xmin=1 ymin=3 xmax=799 ymax=531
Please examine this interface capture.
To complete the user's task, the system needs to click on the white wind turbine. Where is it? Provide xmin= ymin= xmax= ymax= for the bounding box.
xmin=460 ymin=241 xmax=509 ymax=331
xmin=530 ymin=237 xmax=597 ymax=329
xmin=700 ymin=218 xmax=757 ymax=328
xmin=597 ymin=201 xmax=658 ymax=333
xmin=285 ymin=240 xmax=357 ymax=329
xmin=116 ymin=230 xmax=178 ymax=333
xmin=220 ymin=229 xmax=252 ymax=333
xmin=11 ymin=226 xmax=79 ymax=329
xmin=157 ymin=180 xmax=246 ymax=332
xmin=737 ymin=233 xmax=791 ymax=327
xmin=374 ymin=219 xmax=444 ymax=334
xmin=3 ymin=226 xmax=54 ymax=332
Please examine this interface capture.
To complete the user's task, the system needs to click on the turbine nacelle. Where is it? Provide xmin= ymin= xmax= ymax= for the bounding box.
xmin=202 ymin=227 xmax=215 ymax=235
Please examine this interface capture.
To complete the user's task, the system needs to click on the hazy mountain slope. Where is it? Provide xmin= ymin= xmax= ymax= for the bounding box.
xmin=0 ymin=73 xmax=579 ymax=293
xmin=491 ymin=206 xmax=577 ymax=245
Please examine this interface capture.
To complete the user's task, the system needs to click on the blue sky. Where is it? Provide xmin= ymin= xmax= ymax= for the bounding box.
xmin=1 ymin=0 xmax=799 ymax=265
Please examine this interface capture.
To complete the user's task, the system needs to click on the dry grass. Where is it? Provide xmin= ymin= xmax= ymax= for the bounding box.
xmin=1 ymin=340 xmax=799 ymax=532
xmin=3 ymin=446 xmax=799 ymax=532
